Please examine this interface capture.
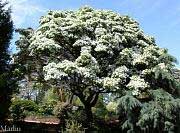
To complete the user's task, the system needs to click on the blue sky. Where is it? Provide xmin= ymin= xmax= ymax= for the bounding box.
xmin=6 ymin=0 xmax=180 ymax=67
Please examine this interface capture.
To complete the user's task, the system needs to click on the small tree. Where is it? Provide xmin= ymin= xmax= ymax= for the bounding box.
xmin=10 ymin=98 xmax=39 ymax=121
xmin=17 ymin=7 xmax=179 ymax=130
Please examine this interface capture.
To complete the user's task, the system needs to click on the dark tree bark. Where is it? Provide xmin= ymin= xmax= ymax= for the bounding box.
xmin=84 ymin=105 xmax=93 ymax=126
xmin=76 ymin=91 xmax=99 ymax=128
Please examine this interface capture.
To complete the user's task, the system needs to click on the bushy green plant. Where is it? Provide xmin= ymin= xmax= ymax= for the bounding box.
xmin=38 ymin=88 xmax=59 ymax=115
xmin=53 ymin=102 xmax=72 ymax=120
xmin=38 ymin=103 xmax=54 ymax=116
xmin=92 ymin=95 xmax=108 ymax=119
xmin=64 ymin=120 xmax=85 ymax=133
xmin=9 ymin=98 xmax=39 ymax=121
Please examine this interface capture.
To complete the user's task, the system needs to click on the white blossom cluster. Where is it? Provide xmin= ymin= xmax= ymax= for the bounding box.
xmin=40 ymin=6 xmax=141 ymax=56
xmin=94 ymin=32 xmax=125 ymax=54
xmin=43 ymin=60 xmax=77 ymax=81
xmin=56 ymin=60 xmax=77 ymax=74
xmin=73 ymin=36 xmax=96 ymax=47
xmin=77 ymin=67 xmax=92 ymax=78
xmin=119 ymin=48 xmax=134 ymax=64
xmin=29 ymin=6 xmax=146 ymax=57
xmin=100 ymin=66 xmax=129 ymax=90
xmin=141 ymin=68 xmax=153 ymax=76
xmin=76 ymin=50 xmax=99 ymax=79
xmin=142 ymin=34 xmax=155 ymax=45
xmin=133 ymin=52 xmax=155 ymax=66
xmin=76 ymin=50 xmax=95 ymax=67
xmin=103 ymin=77 xmax=120 ymax=90
xmin=127 ymin=75 xmax=149 ymax=96
xmin=137 ymin=40 xmax=149 ymax=47
xmin=153 ymin=63 xmax=169 ymax=73
xmin=39 ymin=11 xmax=54 ymax=24
xmin=132 ymin=45 xmax=165 ymax=67
xmin=95 ymin=27 xmax=107 ymax=37
xmin=94 ymin=43 xmax=108 ymax=52
xmin=44 ymin=48 xmax=100 ymax=81
xmin=43 ymin=62 xmax=68 ymax=81
xmin=76 ymin=48 xmax=100 ymax=75
xmin=29 ymin=33 xmax=61 ymax=54
xmin=38 ymin=20 xmax=58 ymax=38
xmin=111 ymin=66 xmax=129 ymax=81
xmin=157 ymin=63 xmax=166 ymax=69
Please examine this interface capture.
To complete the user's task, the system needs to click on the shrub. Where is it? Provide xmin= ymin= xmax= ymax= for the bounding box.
xmin=38 ymin=88 xmax=59 ymax=115
xmin=64 ymin=120 xmax=85 ymax=133
xmin=9 ymin=99 xmax=39 ymax=121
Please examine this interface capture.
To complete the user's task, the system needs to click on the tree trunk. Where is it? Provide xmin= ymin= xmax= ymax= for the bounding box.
xmin=75 ymin=91 xmax=99 ymax=129
xmin=84 ymin=105 xmax=93 ymax=128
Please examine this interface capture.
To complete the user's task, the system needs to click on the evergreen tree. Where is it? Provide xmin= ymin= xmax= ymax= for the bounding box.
xmin=0 ymin=0 xmax=13 ymax=121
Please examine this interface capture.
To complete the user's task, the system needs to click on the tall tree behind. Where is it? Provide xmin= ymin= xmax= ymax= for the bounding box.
xmin=0 ymin=0 xmax=13 ymax=121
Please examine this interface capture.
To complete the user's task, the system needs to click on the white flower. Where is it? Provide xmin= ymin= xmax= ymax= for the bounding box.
xmin=137 ymin=40 xmax=149 ymax=46
xmin=127 ymin=75 xmax=149 ymax=92
xmin=43 ymin=62 xmax=68 ymax=81
xmin=57 ymin=60 xmax=77 ymax=74
xmin=29 ymin=35 xmax=61 ymax=54
xmin=132 ymin=89 xmax=140 ymax=96
xmin=94 ymin=44 xmax=108 ymax=52
xmin=103 ymin=77 xmax=119 ymax=89
xmin=142 ymin=69 xmax=153 ymax=75
xmin=73 ymin=36 xmax=96 ymax=47
xmin=153 ymin=63 xmax=169 ymax=73
xmin=158 ymin=63 xmax=166 ymax=69
xmin=76 ymin=51 xmax=94 ymax=66
xmin=111 ymin=66 xmax=129 ymax=83
xmin=112 ymin=25 xmax=124 ymax=32
xmin=75 ymin=50 xmax=99 ymax=73
xmin=77 ymin=67 xmax=93 ymax=78
xmin=95 ymin=27 xmax=107 ymax=37
xmin=132 ymin=45 xmax=162 ymax=66
xmin=119 ymin=48 xmax=134 ymax=64
xmin=81 ymin=46 xmax=91 ymax=53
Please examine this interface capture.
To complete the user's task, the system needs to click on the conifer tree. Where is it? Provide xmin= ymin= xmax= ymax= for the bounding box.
xmin=0 ymin=0 xmax=13 ymax=121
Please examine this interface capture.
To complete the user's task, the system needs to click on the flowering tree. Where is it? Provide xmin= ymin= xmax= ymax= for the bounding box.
xmin=21 ymin=7 xmax=179 ymax=130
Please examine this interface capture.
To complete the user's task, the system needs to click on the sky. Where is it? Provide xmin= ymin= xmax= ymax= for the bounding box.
xmin=5 ymin=0 xmax=180 ymax=67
